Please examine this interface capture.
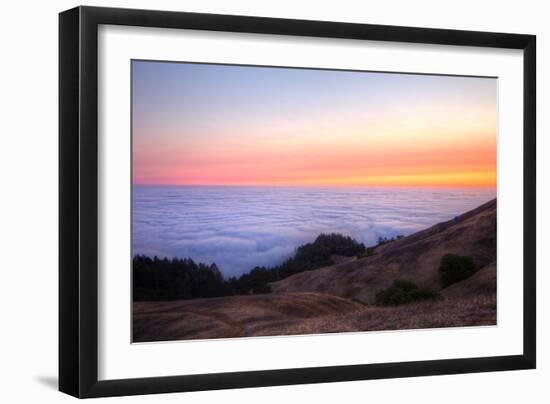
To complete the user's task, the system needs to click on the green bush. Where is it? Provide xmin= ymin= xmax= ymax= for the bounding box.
xmin=375 ymin=280 xmax=441 ymax=306
xmin=375 ymin=287 xmax=412 ymax=306
xmin=439 ymin=254 xmax=478 ymax=287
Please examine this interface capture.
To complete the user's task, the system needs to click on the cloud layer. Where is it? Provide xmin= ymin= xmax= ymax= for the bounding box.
xmin=132 ymin=186 xmax=496 ymax=277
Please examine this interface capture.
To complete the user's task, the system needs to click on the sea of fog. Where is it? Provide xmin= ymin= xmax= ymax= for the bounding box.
xmin=132 ymin=186 xmax=496 ymax=277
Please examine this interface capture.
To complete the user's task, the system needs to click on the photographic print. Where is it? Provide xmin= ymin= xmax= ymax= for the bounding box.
xmin=131 ymin=60 xmax=497 ymax=343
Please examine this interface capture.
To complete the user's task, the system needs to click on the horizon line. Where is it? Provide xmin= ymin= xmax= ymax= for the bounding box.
xmin=132 ymin=183 xmax=497 ymax=189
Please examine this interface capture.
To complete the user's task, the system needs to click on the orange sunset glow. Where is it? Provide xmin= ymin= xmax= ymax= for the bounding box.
xmin=132 ymin=61 xmax=497 ymax=188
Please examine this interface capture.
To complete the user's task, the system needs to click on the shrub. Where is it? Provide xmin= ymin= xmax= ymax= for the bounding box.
xmin=375 ymin=280 xmax=441 ymax=306
xmin=439 ymin=254 xmax=478 ymax=287
xmin=375 ymin=287 xmax=412 ymax=306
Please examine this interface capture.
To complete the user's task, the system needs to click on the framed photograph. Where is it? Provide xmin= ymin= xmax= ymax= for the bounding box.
xmin=59 ymin=6 xmax=536 ymax=398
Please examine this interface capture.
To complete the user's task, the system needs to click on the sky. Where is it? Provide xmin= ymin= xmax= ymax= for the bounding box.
xmin=132 ymin=60 xmax=497 ymax=188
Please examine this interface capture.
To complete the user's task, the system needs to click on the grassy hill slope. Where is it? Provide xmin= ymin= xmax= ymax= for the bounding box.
xmin=271 ymin=199 xmax=496 ymax=303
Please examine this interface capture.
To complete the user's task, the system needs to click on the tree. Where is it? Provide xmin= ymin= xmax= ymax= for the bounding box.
xmin=276 ymin=233 xmax=366 ymax=278
xmin=439 ymin=254 xmax=478 ymax=287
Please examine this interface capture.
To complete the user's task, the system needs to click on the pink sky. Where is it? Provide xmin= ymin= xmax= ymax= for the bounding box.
xmin=132 ymin=61 xmax=497 ymax=188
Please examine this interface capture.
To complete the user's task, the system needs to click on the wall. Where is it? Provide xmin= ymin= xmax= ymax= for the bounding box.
xmin=0 ymin=1 xmax=546 ymax=402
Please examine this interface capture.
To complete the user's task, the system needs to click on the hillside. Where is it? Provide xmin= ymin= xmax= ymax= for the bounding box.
xmin=133 ymin=292 xmax=364 ymax=342
xmin=134 ymin=290 xmax=495 ymax=342
xmin=271 ymin=199 xmax=496 ymax=303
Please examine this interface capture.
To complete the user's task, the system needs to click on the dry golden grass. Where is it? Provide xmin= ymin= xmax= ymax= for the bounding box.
xmin=133 ymin=292 xmax=364 ymax=342
xmin=133 ymin=292 xmax=495 ymax=342
xmin=280 ymin=294 xmax=496 ymax=336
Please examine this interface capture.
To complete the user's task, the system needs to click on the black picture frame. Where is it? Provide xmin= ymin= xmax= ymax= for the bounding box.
xmin=59 ymin=5 xmax=536 ymax=398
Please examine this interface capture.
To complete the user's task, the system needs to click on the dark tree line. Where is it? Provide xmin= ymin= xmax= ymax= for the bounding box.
xmin=133 ymin=233 xmax=367 ymax=301
xmin=133 ymin=257 xmax=228 ymax=301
